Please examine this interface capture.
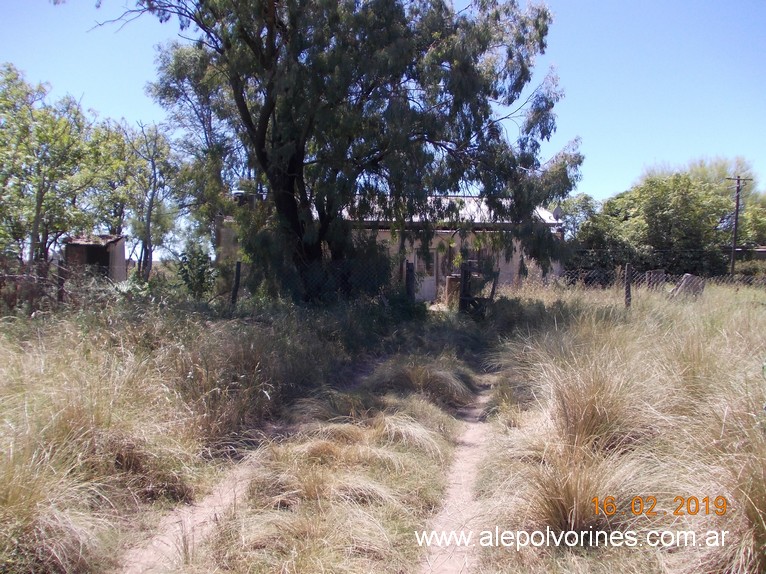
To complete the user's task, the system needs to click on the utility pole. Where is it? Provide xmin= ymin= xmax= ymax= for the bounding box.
xmin=727 ymin=176 xmax=753 ymax=275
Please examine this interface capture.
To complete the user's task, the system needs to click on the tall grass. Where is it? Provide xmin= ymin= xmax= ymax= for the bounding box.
xmin=191 ymin=392 xmax=462 ymax=573
xmin=0 ymin=290 xmax=479 ymax=572
xmin=0 ymin=311 xmax=201 ymax=572
xmin=482 ymin=284 xmax=766 ymax=573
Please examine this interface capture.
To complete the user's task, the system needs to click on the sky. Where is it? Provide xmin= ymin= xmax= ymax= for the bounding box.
xmin=1 ymin=0 xmax=764 ymax=202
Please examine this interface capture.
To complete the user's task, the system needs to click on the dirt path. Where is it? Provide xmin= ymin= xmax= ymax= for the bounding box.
xmin=114 ymin=458 xmax=257 ymax=574
xmin=114 ymin=383 xmax=493 ymax=573
xmin=420 ymin=387 xmax=492 ymax=574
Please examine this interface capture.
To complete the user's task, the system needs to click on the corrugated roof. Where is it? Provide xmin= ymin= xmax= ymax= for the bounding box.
xmin=347 ymin=195 xmax=560 ymax=227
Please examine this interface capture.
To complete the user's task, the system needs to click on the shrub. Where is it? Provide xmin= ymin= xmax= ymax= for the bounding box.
xmin=178 ymin=243 xmax=218 ymax=301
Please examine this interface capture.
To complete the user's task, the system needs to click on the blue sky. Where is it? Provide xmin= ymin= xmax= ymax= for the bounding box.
xmin=1 ymin=0 xmax=764 ymax=202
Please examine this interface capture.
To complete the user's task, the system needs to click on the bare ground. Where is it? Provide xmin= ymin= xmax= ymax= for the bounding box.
xmin=420 ymin=386 xmax=492 ymax=574
xmin=113 ymin=457 xmax=257 ymax=574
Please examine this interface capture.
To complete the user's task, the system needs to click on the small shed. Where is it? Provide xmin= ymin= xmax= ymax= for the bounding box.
xmin=64 ymin=235 xmax=127 ymax=281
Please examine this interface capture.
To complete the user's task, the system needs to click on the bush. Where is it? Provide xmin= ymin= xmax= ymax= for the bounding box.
xmin=736 ymin=259 xmax=766 ymax=277
xmin=178 ymin=243 xmax=218 ymax=301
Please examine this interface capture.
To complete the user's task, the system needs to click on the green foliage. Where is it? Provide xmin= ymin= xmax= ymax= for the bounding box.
xmin=0 ymin=63 xmax=94 ymax=261
xmin=148 ymin=42 xmax=245 ymax=246
xmin=735 ymin=259 xmax=766 ymax=277
xmin=240 ymin=211 xmax=394 ymax=301
xmin=571 ymin=168 xmax=735 ymax=275
xmin=570 ymin=212 xmax=636 ymax=270
xmin=741 ymin=200 xmax=766 ymax=246
xmin=85 ymin=119 xmax=142 ymax=236
xmin=130 ymin=0 xmax=581 ymax=297
xmin=551 ymin=192 xmax=598 ymax=241
xmin=635 ymin=173 xmax=729 ymax=274
xmin=178 ymin=243 xmax=218 ymax=300
xmin=128 ymin=123 xmax=180 ymax=280
xmin=1 ymin=64 xmax=186 ymax=274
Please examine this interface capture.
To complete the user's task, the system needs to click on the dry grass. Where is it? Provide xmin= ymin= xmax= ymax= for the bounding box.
xmin=0 ymin=301 xmax=358 ymax=572
xmin=186 ymin=391 xmax=462 ymax=573
xmin=0 ymin=313 xmax=204 ymax=572
xmin=360 ymin=353 xmax=477 ymax=409
xmin=0 ymin=294 xmax=476 ymax=572
xmin=482 ymin=283 xmax=766 ymax=573
xmin=10 ymin=277 xmax=762 ymax=573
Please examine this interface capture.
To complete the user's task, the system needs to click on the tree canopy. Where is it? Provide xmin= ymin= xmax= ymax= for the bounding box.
xmin=569 ymin=158 xmax=765 ymax=276
xmin=0 ymin=63 xmax=92 ymax=262
xmin=120 ymin=0 xmax=582 ymax=297
xmin=0 ymin=63 xmax=180 ymax=274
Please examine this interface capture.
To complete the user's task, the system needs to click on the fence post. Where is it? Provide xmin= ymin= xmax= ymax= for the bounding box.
xmin=459 ymin=262 xmax=471 ymax=313
xmin=56 ymin=261 xmax=66 ymax=304
xmin=405 ymin=261 xmax=415 ymax=302
xmin=231 ymin=261 xmax=241 ymax=307
xmin=625 ymin=263 xmax=632 ymax=308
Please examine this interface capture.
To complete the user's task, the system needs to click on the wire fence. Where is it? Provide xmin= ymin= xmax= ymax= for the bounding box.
xmin=0 ymin=255 xmax=405 ymax=312
xmin=3 ymin=255 xmax=765 ymax=314
xmin=558 ymin=268 xmax=766 ymax=290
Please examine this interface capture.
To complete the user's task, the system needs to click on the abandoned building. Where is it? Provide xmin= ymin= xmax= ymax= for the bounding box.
xmin=217 ymin=191 xmax=565 ymax=302
xmin=366 ymin=204 xmax=564 ymax=301
xmin=63 ymin=235 xmax=127 ymax=281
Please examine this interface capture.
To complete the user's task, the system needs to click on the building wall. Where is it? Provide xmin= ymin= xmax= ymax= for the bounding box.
xmin=65 ymin=244 xmax=88 ymax=268
xmin=216 ymin=216 xmax=240 ymax=262
xmin=65 ymin=237 xmax=126 ymax=282
xmin=367 ymin=229 xmax=560 ymax=302
xmin=107 ymin=238 xmax=127 ymax=282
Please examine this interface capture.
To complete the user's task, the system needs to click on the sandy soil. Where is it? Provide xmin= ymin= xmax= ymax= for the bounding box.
xmin=114 ymin=458 xmax=256 ymax=574
xmin=420 ymin=389 xmax=492 ymax=574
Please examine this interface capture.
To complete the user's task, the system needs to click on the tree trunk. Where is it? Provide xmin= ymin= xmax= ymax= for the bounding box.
xmin=29 ymin=184 xmax=45 ymax=262
xmin=140 ymin=197 xmax=155 ymax=282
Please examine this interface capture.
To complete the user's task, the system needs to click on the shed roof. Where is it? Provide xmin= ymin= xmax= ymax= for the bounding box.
xmin=350 ymin=195 xmax=561 ymax=230
xmin=63 ymin=234 xmax=124 ymax=247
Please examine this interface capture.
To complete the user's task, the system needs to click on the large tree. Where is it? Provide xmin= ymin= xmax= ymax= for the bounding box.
xmin=85 ymin=119 xmax=143 ymax=237
xmin=109 ymin=0 xmax=581 ymax=295
xmin=550 ymin=192 xmax=598 ymax=240
xmin=125 ymin=122 xmax=178 ymax=281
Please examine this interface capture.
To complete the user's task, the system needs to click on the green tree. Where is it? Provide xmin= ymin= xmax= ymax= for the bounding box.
xmin=635 ymin=173 xmax=729 ymax=275
xmin=0 ymin=63 xmax=44 ymax=257
xmin=85 ymin=119 xmax=142 ymax=236
xmin=741 ymin=192 xmax=766 ymax=246
xmin=0 ymin=63 xmax=94 ymax=262
xmin=125 ymin=122 xmax=179 ymax=281
xmin=643 ymin=157 xmax=761 ymax=240
xmin=551 ymin=192 xmax=598 ymax=240
xmin=177 ymin=241 xmax=218 ymax=300
xmin=569 ymin=212 xmax=636 ymax=270
xmin=107 ymin=0 xmax=581 ymax=297
xmin=571 ymin=171 xmax=731 ymax=275
xmin=148 ymin=42 xmax=246 ymax=251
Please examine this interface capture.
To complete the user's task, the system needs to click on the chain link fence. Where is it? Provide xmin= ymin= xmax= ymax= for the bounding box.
xmin=4 ymin=254 xmax=765 ymax=314
xmin=559 ymin=268 xmax=766 ymax=290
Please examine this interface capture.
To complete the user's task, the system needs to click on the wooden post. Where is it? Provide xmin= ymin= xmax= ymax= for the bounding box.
xmin=459 ymin=262 xmax=471 ymax=313
xmin=405 ymin=261 xmax=415 ymax=302
xmin=625 ymin=263 xmax=632 ymax=308
xmin=231 ymin=261 xmax=241 ymax=307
